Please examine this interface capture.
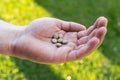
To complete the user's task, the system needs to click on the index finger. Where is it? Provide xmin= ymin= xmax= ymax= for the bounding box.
xmin=57 ymin=20 xmax=86 ymax=32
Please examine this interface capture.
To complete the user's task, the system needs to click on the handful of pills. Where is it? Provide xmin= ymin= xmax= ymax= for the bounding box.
xmin=51 ymin=33 xmax=68 ymax=47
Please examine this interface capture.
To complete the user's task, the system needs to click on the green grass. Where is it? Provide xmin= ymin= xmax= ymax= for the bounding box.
xmin=0 ymin=0 xmax=120 ymax=80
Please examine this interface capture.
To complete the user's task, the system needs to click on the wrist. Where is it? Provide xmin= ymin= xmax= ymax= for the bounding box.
xmin=0 ymin=20 xmax=25 ymax=55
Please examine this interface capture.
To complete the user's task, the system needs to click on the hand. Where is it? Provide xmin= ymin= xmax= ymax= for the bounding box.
xmin=11 ymin=17 xmax=107 ymax=64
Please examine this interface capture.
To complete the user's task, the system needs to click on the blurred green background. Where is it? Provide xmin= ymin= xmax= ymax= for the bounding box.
xmin=0 ymin=0 xmax=120 ymax=80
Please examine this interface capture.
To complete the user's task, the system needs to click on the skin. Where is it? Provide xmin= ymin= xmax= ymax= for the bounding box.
xmin=0 ymin=17 xmax=107 ymax=64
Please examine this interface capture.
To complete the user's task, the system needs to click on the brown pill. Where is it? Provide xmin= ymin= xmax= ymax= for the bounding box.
xmin=51 ymin=39 xmax=57 ymax=44
xmin=56 ymin=43 xmax=62 ymax=47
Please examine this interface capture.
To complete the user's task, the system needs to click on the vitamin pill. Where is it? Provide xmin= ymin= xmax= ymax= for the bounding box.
xmin=58 ymin=34 xmax=63 ymax=38
xmin=51 ymin=39 xmax=57 ymax=44
xmin=56 ymin=43 xmax=62 ymax=47
xmin=57 ymin=38 xmax=63 ymax=43
xmin=53 ymin=33 xmax=59 ymax=39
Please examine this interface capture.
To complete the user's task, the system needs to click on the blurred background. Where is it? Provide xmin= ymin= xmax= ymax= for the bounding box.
xmin=0 ymin=0 xmax=120 ymax=80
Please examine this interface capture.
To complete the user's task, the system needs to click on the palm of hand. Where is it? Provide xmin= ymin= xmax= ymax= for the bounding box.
xmin=13 ymin=17 xmax=107 ymax=64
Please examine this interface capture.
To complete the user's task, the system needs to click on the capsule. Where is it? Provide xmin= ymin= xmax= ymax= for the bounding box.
xmin=56 ymin=43 xmax=62 ymax=47
xmin=57 ymin=38 xmax=63 ymax=43
xmin=53 ymin=33 xmax=59 ymax=39
xmin=58 ymin=34 xmax=63 ymax=38
xmin=51 ymin=39 xmax=57 ymax=44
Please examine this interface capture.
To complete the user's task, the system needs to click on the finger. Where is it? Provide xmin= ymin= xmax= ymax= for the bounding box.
xmin=77 ymin=28 xmax=100 ymax=46
xmin=79 ymin=27 xmax=107 ymax=46
xmin=77 ymin=17 xmax=107 ymax=39
xmin=95 ymin=27 xmax=107 ymax=44
xmin=58 ymin=21 xmax=86 ymax=32
xmin=77 ymin=27 xmax=105 ymax=45
xmin=77 ymin=36 xmax=89 ymax=45
xmin=88 ymin=27 xmax=107 ymax=42
xmin=87 ymin=17 xmax=108 ymax=35
xmin=66 ymin=37 xmax=99 ymax=61
xmin=77 ymin=30 xmax=87 ymax=39
xmin=77 ymin=29 xmax=97 ymax=46
xmin=88 ymin=28 xmax=98 ymax=38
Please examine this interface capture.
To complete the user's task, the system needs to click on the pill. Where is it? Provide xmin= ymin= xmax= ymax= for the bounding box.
xmin=53 ymin=33 xmax=59 ymax=39
xmin=58 ymin=34 xmax=63 ymax=38
xmin=57 ymin=38 xmax=63 ymax=43
xmin=56 ymin=43 xmax=62 ymax=47
xmin=51 ymin=39 xmax=57 ymax=44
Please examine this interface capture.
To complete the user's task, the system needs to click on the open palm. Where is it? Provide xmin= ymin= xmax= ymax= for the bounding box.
xmin=12 ymin=17 xmax=107 ymax=64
